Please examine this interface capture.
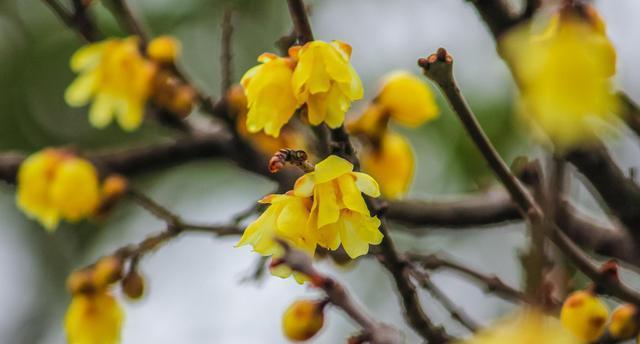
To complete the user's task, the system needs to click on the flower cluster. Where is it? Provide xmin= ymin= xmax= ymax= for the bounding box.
xmin=65 ymin=35 xmax=195 ymax=131
xmin=237 ymin=155 xmax=382 ymax=264
xmin=17 ymin=149 xmax=101 ymax=230
xmin=501 ymin=6 xmax=619 ymax=150
xmin=16 ymin=149 xmax=129 ymax=231
xmin=349 ymin=71 xmax=439 ymax=198
xmin=241 ymin=40 xmax=363 ymax=137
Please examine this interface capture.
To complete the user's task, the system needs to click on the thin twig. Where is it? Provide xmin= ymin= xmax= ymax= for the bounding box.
xmin=220 ymin=7 xmax=234 ymax=96
xmin=277 ymin=240 xmax=403 ymax=344
xmin=110 ymin=0 xmax=149 ymax=43
xmin=410 ymin=267 xmax=481 ymax=332
xmin=41 ymin=0 xmax=99 ymax=41
xmin=408 ymin=253 xmax=527 ymax=304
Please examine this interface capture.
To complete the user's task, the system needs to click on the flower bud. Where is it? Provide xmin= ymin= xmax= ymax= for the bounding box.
xmin=66 ymin=270 xmax=95 ymax=295
xmin=282 ymin=299 xmax=326 ymax=341
xmin=102 ymin=174 xmax=128 ymax=201
xmin=560 ymin=290 xmax=609 ymax=342
xmin=93 ymin=256 xmax=123 ymax=286
xmin=147 ymin=36 xmax=181 ymax=64
xmin=609 ymin=304 xmax=639 ymax=339
xmin=121 ymin=270 xmax=145 ymax=300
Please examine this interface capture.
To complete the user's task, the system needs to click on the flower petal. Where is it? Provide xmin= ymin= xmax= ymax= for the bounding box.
xmin=353 ymin=172 xmax=381 ymax=197
xmin=314 ymin=155 xmax=353 ymax=184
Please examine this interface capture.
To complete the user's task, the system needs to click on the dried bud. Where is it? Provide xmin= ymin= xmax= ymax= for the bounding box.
xmin=282 ymin=299 xmax=326 ymax=341
xmin=169 ymin=85 xmax=196 ymax=116
xmin=93 ymin=256 xmax=123 ymax=286
xmin=121 ymin=270 xmax=145 ymax=300
xmin=560 ymin=290 xmax=609 ymax=342
xmin=609 ymin=304 xmax=639 ymax=340
xmin=102 ymin=174 xmax=128 ymax=201
xmin=147 ymin=36 xmax=181 ymax=64
xmin=66 ymin=270 xmax=94 ymax=295
xmin=226 ymin=84 xmax=248 ymax=116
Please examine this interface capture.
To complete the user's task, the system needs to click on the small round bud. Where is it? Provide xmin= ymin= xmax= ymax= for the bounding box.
xmin=147 ymin=36 xmax=181 ymax=64
xmin=66 ymin=270 xmax=94 ymax=295
xmin=560 ymin=290 xmax=609 ymax=342
xmin=93 ymin=256 xmax=123 ymax=286
xmin=169 ymin=85 xmax=196 ymax=116
xmin=282 ymin=299 xmax=326 ymax=341
xmin=609 ymin=304 xmax=639 ymax=339
xmin=226 ymin=84 xmax=248 ymax=116
xmin=102 ymin=174 xmax=128 ymax=201
xmin=121 ymin=270 xmax=145 ymax=300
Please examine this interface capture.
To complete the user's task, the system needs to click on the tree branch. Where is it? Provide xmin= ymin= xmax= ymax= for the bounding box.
xmin=277 ymin=241 xmax=403 ymax=344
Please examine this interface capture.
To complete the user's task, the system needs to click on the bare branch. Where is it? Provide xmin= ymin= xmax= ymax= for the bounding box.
xmin=277 ymin=241 xmax=403 ymax=344
xmin=220 ymin=7 xmax=234 ymax=96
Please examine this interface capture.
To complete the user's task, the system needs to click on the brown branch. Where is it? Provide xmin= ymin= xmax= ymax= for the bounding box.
xmin=42 ymin=0 xmax=100 ymax=42
xmin=386 ymin=190 xmax=520 ymax=227
xmin=409 ymin=267 xmax=481 ymax=332
xmin=619 ymin=92 xmax=640 ymax=139
xmin=220 ymin=7 xmax=234 ymax=95
xmin=109 ymin=0 xmax=149 ymax=43
xmin=375 ymin=219 xmax=452 ymax=344
xmin=418 ymin=48 xmax=640 ymax=306
xmin=409 ymin=253 xmax=527 ymax=304
xmin=565 ymin=143 xmax=640 ymax=239
xmin=277 ymin=241 xmax=403 ymax=344
xmin=286 ymin=0 xmax=314 ymax=43
xmin=463 ymin=0 xmax=519 ymax=38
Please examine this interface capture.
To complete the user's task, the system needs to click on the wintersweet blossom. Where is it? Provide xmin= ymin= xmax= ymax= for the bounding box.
xmin=459 ymin=310 xmax=581 ymax=344
xmin=241 ymin=53 xmax=298 ymax=137
xmin=376 ymin=71 xmax=439 ymax=127
xmin=17 ymin=149 xmax=100 ymax=230
xmin=609 ymin=304 xmax=639 ymax=340
xmin=361 ymin=131 xmax=414 ymax=199
xmin=64 ymin=291 xmax=124 ymax=344
xmin=294 ymin=155 xmax=382 ymax=258
xmin=291 ymin=40 xmax=363 ymax=128
xmin=236 ymin=193 xmax=317 ymax=256
xmin=560 ymin=290 xmax=609 ymax=342
xmin=502 ymin=8 xmax=618 ymax=149
xmin=65 ymin=37 xmax=157 ymax=131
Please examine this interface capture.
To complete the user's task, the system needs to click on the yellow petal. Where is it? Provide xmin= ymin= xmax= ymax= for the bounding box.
xmin=64 ymin=292 xmax=124 ymax=344
xmin=65 ymin=71 xmax=97 ymax=107
xmin=377 ymin=71 xmax=438 ymax=127
xmin=89 ymin=93 xmax=116 ymax=128
xmin=337 ymin=174 xmax=369 ymax=215
xmin=314 ymin=155 xmax=353 ymax=184
xmin=293 ymin=174 xmax=315 ymax=197
xmin=70 ymin=41 xmax=109 ymax=72
xmin=116 ymin=98 xmax=145 ymax=131
xmin=316 ymin=221 xmax=341 ymax=250
xmin=352 ymin=172 xmax=381 ymax=198
xmin=315 ymin=182 xmax=340 ymax=228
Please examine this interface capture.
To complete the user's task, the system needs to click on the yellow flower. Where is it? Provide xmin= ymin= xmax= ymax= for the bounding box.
xmin=459 ymin=310 xmax=581 ymax=344
xmin=501 ymin=9 xmax=618 ymax=149
xmin=347 ymin=103 xmax=388 ymax=137
xmin=294 ymin=155 xmax=382 ymax=258
xmin=236 ymin=193 xmax=317 ymax=256
xmin=361 ymin=132 xmax=414 ymax=199
xmin=64 ymin=291 xmax=124 ymax=344
xmin=560 ymin=290 xmax=609 ymax=342
xmin=241 ymin=53 xmax=298 ymax=137
xmin=377 ymin=71 xmax=439 ymax=127
xmin=65 ymin=37 xmax=157 ymax=131
xmin=291 ymin=40 xmax=363 ymax=128
xmin=608 ymin=304 xmax=638 ymax=340
xmin=229 ymin=85 xmax=307 ymax=156
xmin=282 ymin=299 xmax=325 ymax=342
xmin=16 ymin=149 xmax=100 ymax=231
xmin=146 ymin=35 xmax=181 ymax=64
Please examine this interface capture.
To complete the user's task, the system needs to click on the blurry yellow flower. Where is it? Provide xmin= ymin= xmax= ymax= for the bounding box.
xmin=241 ymin=53 xmax=298 ymax=137
xmin=65 ymin=291 xmax=124 ymax=344
xmin=292 ymin=40 xmax=363 ymax=128
xmin=361 ymin=131 xmax=414 ymax=199
xmin=502 ymin=9 xmax=618 ymax=150
xmin=560 ymin=290 xmax=609 ymax=342
xmin=17 ymin=149 xmax=100 ymax=231
xmin=65 ymin=37 xmax=157 ymax=131
xmin=294 ymin=155 xmax=382 ymax=258
xmin=236 ymin=193 xmax=317 ymax=256
xmin=347 ymin=103 xmax=388 ymax=137
xmin=377 ymin=71 xmax=439 ymax=127
xmin=146 ymin=35 xmax=181 ymax=64
xmin=282 ymin=299 xmax=325 ymax=342
xmin=608 ymin=304 xmax=638 ymax=340
xmin=459 ymin=310 xmax=581 ymax=344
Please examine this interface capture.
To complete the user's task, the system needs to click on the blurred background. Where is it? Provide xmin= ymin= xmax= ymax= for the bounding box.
xmin=0 ymin=0 xmax=639 ymax=343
